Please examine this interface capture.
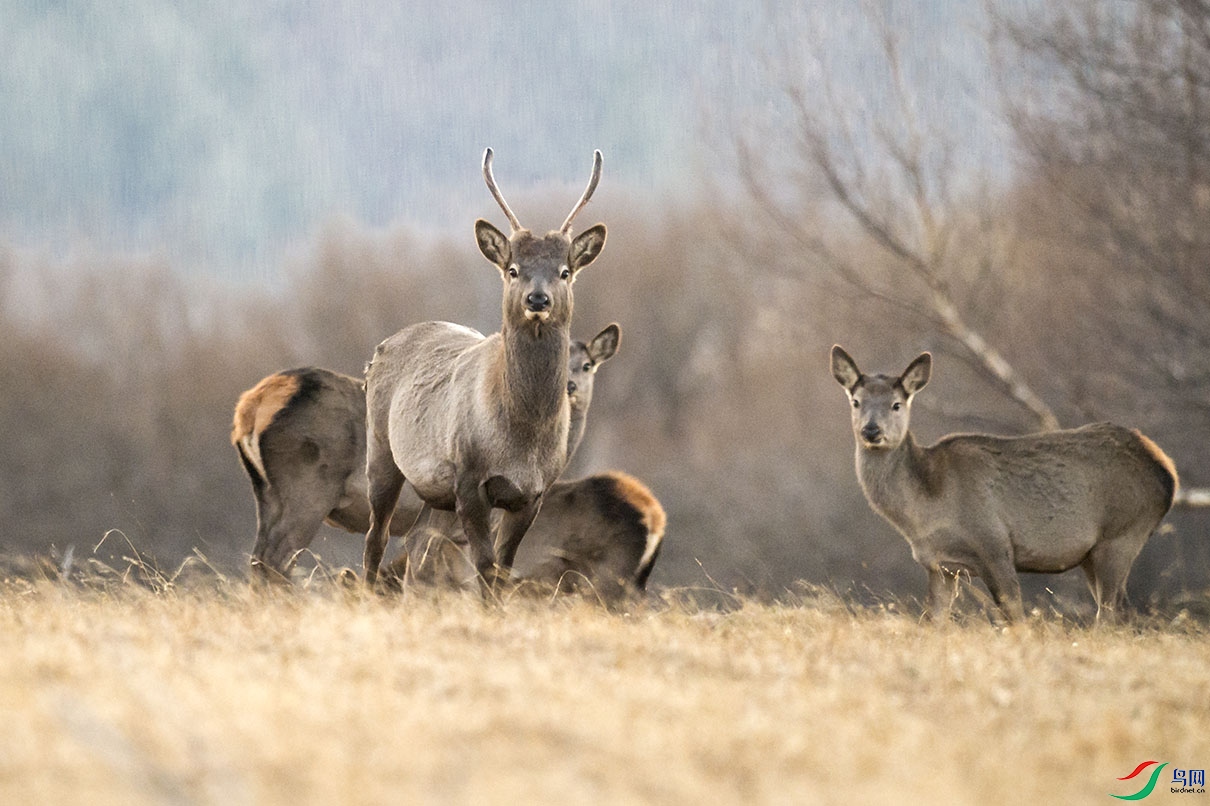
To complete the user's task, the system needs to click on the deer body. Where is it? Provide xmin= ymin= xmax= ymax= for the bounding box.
xmin=363 ymin=149 xmax=607 ymax=590
xmin=369 ymin=320 xmax=568 ymax=511
xmin=231 ymin=367 xmax=371 ymax=575
xmin=232 ymin=328 xmax=618 ymax=581
xmin=510 ymin=470 xmax=665 ymax=600
xmin=831 ymin=346 xmax=1177 ymax=622
xmin=385 ymin=470 xmax=665 ymax=601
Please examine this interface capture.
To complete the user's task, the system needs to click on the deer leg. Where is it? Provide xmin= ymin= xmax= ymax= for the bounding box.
xmin=250 ymin=492 xmax=317 ymax=585
xmin=395 ymin=506 xmax=419 ymax=588
xmin=925 ymin=567 xmax=959 ymax=622
xmin=256 ymin=467 xmax=348 ymax=581
xmin=456 ymin=475 xmax=499 ymax=597
xmin=1078 ymin=555 xmax=1106 ymax=620
xmin=405 ymin=524 xmax=435 ymax=586
xmin=482 ymin=475 xmax=541 ymax=573
xmin=1082 ymin=532 xmax=1147 ymax=623
xmin=260 ymin=499 xmax=340 ymax=581
xmin=364 ymin=448 xmax=405 ymax=587
xmin=402 ymin=506 xmax=441 ymax=587
xmin=250 ymin=488 xmax=285 ymax=583
xmin=496 ymin=500 xmax=542 ymax=574
xmin=979 ymin=561 xmax=1025 ymax=624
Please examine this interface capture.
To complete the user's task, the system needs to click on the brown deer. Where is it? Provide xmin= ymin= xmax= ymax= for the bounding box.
xmin=509 ymin=470 xmax=665 ymax=601
xmin=231 ymin=326 xmax=620 ymax=581
xmin=830 ymin=345 xmax=1178 ymax=623
xmin=363 ymin=148 xmax=607 ymax=591
xmin=388 ymin=468 xmax=665 ymax=604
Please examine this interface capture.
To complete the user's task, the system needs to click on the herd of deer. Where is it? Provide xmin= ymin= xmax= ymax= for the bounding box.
xmin=230 ymin=149 xmax=1179 ymax=623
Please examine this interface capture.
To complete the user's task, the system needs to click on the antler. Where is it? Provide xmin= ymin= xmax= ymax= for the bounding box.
xmin=559 ymin=149 xmax=603 ymax=236
xmin=482 ymin=147 xmax=523 ymax=233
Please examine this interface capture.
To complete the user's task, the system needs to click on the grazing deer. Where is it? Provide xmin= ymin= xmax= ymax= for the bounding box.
xmin=231 ymin=326 xmax=620 ymax=581
xmin=830 ymin=345 xmax=1178 ymax=623
xmin=362 ymin=148 xmax=608 ymax=592
xmin=510 ymin=470 xmax=665 ymax=601
xmin=387 ymin=468 xmax=665 ymax=604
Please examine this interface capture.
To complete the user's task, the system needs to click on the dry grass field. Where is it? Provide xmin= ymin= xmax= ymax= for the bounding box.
xmin=2 ymin=564 xmax=1208 ymax=806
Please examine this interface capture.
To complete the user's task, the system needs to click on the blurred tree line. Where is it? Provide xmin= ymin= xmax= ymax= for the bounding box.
xmin=0 ymin=0 xmax=1207 ymax=612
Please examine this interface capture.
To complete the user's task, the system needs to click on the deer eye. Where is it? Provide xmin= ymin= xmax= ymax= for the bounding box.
xmin=508 ymin=265 xmax=519 ymax=279
xmin=851 ymin=399 xmax=861 ymax=409
xmin=892 ymin=402 xmax=902 ymax=411
xmin=560 ymin=267 xmax=571 ymax=280
xmin=582 ymin=362 xmax=592 ymax=372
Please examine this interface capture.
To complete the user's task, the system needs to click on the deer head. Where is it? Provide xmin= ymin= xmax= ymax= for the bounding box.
xmin=831 ymin=345 xmax=931 ymax=450
xmin=474 ymin=148 xmax=607 ymax=332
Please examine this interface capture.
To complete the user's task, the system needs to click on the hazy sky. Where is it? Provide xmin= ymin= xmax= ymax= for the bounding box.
xmin=0 ymin=1 xmax=1008 ymax=282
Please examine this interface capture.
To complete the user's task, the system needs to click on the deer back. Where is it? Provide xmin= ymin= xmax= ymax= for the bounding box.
xmin=919 ymin=424 xmax=1177 ymax=535
xmin=511 ymin=471 xmax=666 ymax=596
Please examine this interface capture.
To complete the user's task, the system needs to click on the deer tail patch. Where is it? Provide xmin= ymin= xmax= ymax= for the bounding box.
xmin=605 ymin=471 xmax=666 ymax=587
xmin=1133 ymin=429 xmax=1179 ymax=509
xmin=232 ymin=372 xmax=303 ymax=485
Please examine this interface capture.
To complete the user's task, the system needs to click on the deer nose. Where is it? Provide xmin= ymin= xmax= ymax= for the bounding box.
xmin=566 ymin=380 xmax=577 ymax=394
xmin=860 ymin=423 xmax=883 ymax=443
xmin=525 ymin=291 xmax=551 ymax=312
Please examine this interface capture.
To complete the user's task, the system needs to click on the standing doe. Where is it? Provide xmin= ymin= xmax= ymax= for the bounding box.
xmin=830 ymin=345 xmax=1178 ymax=623
xmin=363 ymin=149 xmax=607 ymax=591
xmin=232 ymin=326 xmax=620 ymax=581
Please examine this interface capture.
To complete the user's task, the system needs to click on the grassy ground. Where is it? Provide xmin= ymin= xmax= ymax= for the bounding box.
xmin=1 ymin=563 xmax=1208 ymax=805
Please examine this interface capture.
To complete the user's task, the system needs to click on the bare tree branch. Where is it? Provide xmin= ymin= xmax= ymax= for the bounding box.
xmin=993 ymin=0 xmax=1210 ymax=505
xmin=757 ymin=5 xmax=1062 ymax=430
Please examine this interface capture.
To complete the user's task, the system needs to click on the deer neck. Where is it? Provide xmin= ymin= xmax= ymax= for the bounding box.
xmin=499 ymin=318 xmax=570 ymax=430
xmin=856 ymin=431 xmax=934 ymax=532
xmin=566 ymin=398 xmax=589 ymax=463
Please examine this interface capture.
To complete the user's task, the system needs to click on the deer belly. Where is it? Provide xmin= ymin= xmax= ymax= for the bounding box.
xmin=1010 ymin=526 xmax=1097 ymax=573
xmin=406 ymin=460 xmax=458 ymax=509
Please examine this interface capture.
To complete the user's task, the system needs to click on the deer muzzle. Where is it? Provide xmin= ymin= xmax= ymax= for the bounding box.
xmin=524 ymin=291 xmax=552 ymax=321
xmin=860 ymin=423 xmax=885 ymax=447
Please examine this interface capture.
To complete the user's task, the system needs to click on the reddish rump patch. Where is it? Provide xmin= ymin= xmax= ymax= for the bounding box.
xmin=1132 ymin=429 xmax=1180 ymax=501
xmin=605 ymin=471 xmax=666 ymax=538
xmin=231 ymin=373 xmax=302 ymax=446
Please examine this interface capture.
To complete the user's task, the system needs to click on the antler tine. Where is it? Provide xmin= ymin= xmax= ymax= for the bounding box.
xmin=559 ymin=149 xmax=603 ymax=235
xmin=482 ymin=147 xmax=523 ymax=233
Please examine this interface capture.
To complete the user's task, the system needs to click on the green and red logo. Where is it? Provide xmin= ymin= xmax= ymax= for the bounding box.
xmin=1111 ymin=761 xmax=1206 ymax=799
xmin=1111 ymin=761 xmax=1168 ymax=800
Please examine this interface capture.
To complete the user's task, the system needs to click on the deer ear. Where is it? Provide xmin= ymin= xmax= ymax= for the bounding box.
xmin=568 ymin=224 xmax=607 ymax=272
xmin=831 ymin=345 xmax=861 ymax=391
xmin=588 ymin=323 xmax=620 ymax=363
xmin=475 ymin=219 xmax=511 ymax=269
xmin=900 ymin=352 xmax=932 ymax=397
